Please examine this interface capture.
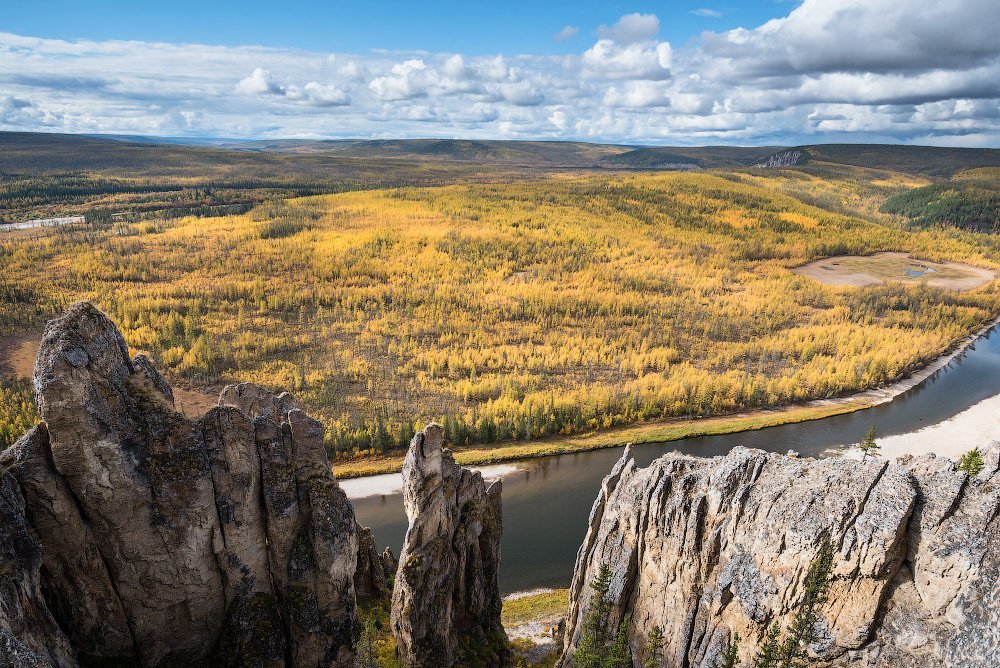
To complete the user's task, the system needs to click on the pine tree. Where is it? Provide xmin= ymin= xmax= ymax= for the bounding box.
xmin=958 ymin=447 xmax=985 ymax=476
xmin=573 ymin=564 xmax=614 ymax=668
xmin=716 ymin=636 xmax=739 ymax=668
xmin=643 ymin=625 xmax=665 ymax=668
xmin=605 ymin=616 xmax=632 ymax=668
xmin=354 ymin=616 xmax=380 ymax=668
xmin=778 ymin=538 xmax=835 ymax=668
xmin=753 ymin=623 xmax=782 ymax=668
xmin=858 ymin=426 xmax=879 ymax=461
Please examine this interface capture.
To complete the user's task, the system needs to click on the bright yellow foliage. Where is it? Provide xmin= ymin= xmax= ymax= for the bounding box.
xmin=1 ymin=170 xmax=998 ymax=455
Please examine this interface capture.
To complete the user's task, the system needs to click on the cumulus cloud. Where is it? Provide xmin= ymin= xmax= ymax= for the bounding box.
xmin=597 ymin=13 xmax=660 ymax=44
xmin=0 ymin=0 xmax=997 ymax=145
xmin=237 ymin=68 xmax=284 ymax=96
xmin=582 ymin=40 xmax=672 ymax=80
xmin=296 ymin=82 xmax=351 ymax=106
xmin=369 ymin=60 xmax=430 ymax=100
xmin=700 ymin=0 xmax=999 ymax=76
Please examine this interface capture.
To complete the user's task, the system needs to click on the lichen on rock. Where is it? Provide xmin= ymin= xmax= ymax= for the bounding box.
xmin=560 ymin=444 xmax=1000 ymax=668
xmin=390 ymin=424 xmax=507 ymax=667
xmin=0 ymin=303 xmax=362 ymax=667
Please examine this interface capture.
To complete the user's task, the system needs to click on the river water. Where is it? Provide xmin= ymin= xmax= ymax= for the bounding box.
xmin=351 ymin=325 xmax=1000 ymax=593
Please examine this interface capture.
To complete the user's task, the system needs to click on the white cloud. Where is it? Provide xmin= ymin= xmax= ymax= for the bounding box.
xmin=369 ymin=59 xmax=433 ymax=100
xmin=603 ymin=81 xmax=671 ymax=108
xmin=0 ymin=1 xmax=997 ymax=145
xmin=298 ymin=82 xmax=351 ymax=106
xmin=597 ymin=13 xmax=660 ymax=44
xmin=237 ymin=68 xmax=284 ymax=96
xmin=582 ymin=40 xmax=672 ymax=80
xmin=554 ymin=26 xmax=579 ymax=43
xmin=691 ymin=9 xmax=723 ymax=18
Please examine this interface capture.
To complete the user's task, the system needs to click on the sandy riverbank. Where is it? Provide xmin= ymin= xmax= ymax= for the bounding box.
xmin=838 ymin=392 xmax=1000 ymax=461
xmin=339 ymin=463 xmax=521 ymax=499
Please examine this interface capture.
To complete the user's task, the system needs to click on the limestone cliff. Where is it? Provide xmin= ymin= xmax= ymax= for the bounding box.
xmin=753 ymin=150 xmax=804 ymax=168
xmin=0 ymin=303 xmax=361 ymax=667
xmin=560 ymin=444 xmax=1000 ymax=667
xmin=391 ymin=424 xmax=507 ymax=667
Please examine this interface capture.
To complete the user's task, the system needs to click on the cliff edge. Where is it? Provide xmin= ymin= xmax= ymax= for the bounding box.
xmin=561 ymin=444 xmax=1000 ymax=667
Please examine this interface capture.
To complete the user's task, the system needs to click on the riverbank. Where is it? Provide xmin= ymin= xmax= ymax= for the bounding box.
xmin=333 ymin=399 xmax=870 ymax=478
xmin=334 ymin=314 xmax=1000 ymax=479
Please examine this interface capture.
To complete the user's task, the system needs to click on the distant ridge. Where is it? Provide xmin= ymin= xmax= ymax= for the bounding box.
xmin=5 ymin=132 xmax=998 ymax=177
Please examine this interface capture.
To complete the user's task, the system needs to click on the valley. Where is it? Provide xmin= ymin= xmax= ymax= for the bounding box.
xmin=2 ymin=135 xmax=999 ymax=465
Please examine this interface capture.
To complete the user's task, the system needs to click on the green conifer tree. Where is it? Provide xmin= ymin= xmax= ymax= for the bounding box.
xmin=716 ymin=636 xmax=740 ymax=668
xmin=858 ymin=426 xmax=879 ymax=461
xmin=958 ymin=447 xmax=985 ymax=476
xmin=573 ymin=564 xmax=614 ymax=668
xmin=605 ymin=615 xmax=632 ymax=668
xmin=354 ymin=616 xmax=380 ymax=668
xmin=753 ymin=623 xmax=782 ymax=668
xmin=643 ymin=625 xmax=665 ymax=668
xmin=778 ymin=538 xmax=835 ymax=668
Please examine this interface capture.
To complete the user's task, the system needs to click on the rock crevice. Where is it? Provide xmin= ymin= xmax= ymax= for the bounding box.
xmin=0 ymin=303 xmax=362 ymax=667
xmin=560 ymin=445 xmax=1000 ymax=668
xmin=390 ymin=424 xmax=507 ymax=668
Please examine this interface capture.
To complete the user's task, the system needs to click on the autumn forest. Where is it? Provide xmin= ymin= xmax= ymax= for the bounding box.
xmin=2 ymin=135 xmax=999 ymax=462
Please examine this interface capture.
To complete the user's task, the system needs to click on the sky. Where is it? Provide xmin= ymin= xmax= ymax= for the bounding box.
xmin=1 ymin=0 xmax=998 ymax=146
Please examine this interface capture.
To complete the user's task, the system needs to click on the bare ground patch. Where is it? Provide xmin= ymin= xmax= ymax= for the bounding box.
xmin=1 ymin=331 xmax=217 ymax=417
xmin=0 ymin=332 xmax=41 ymax=380
xmin=794 ymin=252 xmax=995 ymax=291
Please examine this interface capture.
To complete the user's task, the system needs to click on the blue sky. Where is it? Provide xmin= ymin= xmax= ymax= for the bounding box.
xmin=3 ymin=1 xmax=786 ymax=55
xmin=1 ymin=0 xmax=998 ymax=145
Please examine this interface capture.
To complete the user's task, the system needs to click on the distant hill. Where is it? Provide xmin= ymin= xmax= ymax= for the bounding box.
xmin=599 ymin=146 xmax=784 ymax=169
xmin=802 ymin=144 xmax=1000 ymax=177
xmin=2 ymin=132 xmax=997 ymax=226
xmin=227 ymin=138 xmax=634 ymax=166
xmin=25 ymin=133 xmax=997 ymax=177
xmin=881 ymin=169 xmax=1000 ymax=231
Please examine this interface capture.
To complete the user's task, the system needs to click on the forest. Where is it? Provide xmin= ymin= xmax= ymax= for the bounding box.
xmin=880 ymin=168 xmax=1000 ymax=231
xmin=1 ymin=135 xmax=999 ymax=458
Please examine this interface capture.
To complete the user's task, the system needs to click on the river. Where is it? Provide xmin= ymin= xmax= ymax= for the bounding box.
xmin=350 ymin=324 xmax=1000 ymax=593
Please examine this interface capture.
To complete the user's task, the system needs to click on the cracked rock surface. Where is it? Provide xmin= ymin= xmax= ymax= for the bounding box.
xmin=390 ymin=424 xmax=507 ymax=667
xmin=0 ymin=303 xmax=360 ymax=667
xmin=560 ymin=445 xmax=1000 ymax=668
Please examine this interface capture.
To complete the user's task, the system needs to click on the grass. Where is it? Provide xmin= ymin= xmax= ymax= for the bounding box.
xmin=502 ymin=590 xmax=570 ymax=627
xmin=332 ymin=398 xmax=871 ymax=478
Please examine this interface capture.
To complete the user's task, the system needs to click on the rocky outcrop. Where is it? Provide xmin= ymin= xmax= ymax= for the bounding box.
xmin=355 ymin=525 xmax=392 ymax=601
xmin=0 ymin=446 xmax=77 ymax=668
xmin=220 ymin=382 xmax=393 ymax=605
xmin=754 ymin=150 xmax=804 ymax=168
xmin=0 ymin=303 xmax=361 ymax=667
xmin=390 ymin=424 xmax=507 ymax=667
xmin=560 ymin=444 xmax=1000 ymax=668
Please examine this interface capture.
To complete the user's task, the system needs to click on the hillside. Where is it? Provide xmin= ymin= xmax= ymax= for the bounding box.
xmin=803 ymin=144 xmax=1000 ymax=177
xmin=3 ymin=159 xmax=1000 ymax=456
xmin=4 ymin=132 xmax=997 ymax=228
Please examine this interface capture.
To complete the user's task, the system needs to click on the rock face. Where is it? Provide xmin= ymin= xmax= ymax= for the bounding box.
xmin=754 ymin=149 xmax=803 ymax=168
xmin=0 ymin=303 xmax=361 ymax=667
xmin=391 ymin=424 xmax=507 ymax=667
xmin=0 ymin=440 xmax=77 ymax=668
xmin=560 ymin=444 xmax=1000 ymax=668
xmin=355 ymin=525 xmax=392 ymax=601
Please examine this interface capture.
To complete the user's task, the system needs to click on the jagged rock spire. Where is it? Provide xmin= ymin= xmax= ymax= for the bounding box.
xmin=0 ymin=302 xmax=361 ymax=667
xmin=391 ymin=424 xmax=507 ymax=667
